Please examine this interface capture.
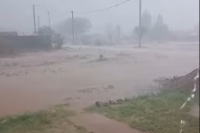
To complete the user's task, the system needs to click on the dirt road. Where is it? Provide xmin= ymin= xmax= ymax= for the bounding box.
xmin=0 ymin=43 xmax=199 ymax=117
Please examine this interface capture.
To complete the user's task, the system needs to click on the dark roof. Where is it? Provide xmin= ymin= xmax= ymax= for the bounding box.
xmin=0 ymin=32 xmax=18 ymax=36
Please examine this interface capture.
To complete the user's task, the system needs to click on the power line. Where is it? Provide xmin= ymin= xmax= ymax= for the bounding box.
xmin=75 ymin=0 xmax=131 ymax=14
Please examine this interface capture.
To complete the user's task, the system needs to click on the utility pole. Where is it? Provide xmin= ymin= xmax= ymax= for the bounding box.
xmin=71 ymin=11 xmax=75 ymax=44
xmin=47 ymin=12 xmax=51 ymax=28
xmin=37 ymin=16 xmax=40 ymax=31
xmin=33 ymin=5 xmax=37 ymax=34
xmin=138 ymin=0 xmax=142 ymax=47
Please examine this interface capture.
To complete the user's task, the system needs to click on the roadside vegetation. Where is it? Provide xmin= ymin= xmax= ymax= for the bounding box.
xmin=0 ymin=104 xmax=88 ymax=133
xmin=88 ymin=90 xmax=199 ymax=133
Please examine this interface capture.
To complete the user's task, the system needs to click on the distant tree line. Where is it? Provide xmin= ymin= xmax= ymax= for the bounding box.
xmin=134 ymin=11 xmax=171 ymax=42
xmin=53 ymin=12 xmax=198 ymax=46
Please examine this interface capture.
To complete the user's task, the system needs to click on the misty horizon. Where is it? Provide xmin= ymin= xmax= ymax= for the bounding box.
xmin=0 ymin=0 xmax=199 ymax=35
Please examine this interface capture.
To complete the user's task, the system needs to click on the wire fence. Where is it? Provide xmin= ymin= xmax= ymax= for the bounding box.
xmin=179 ymin=69 xmax=199 ymax=133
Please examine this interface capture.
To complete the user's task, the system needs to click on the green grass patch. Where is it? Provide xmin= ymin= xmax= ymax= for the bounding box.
xmin=0 ymin=104 xmax=88 ymax=133
xmin=88 ymin=90 xmax=199 ymax=133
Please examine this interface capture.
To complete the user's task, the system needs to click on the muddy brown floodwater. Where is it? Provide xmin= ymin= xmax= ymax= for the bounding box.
xmin=71 ymin=113 xmax=144 ymax=133
xmin=0 ymin=43 xmax=199 ymax=117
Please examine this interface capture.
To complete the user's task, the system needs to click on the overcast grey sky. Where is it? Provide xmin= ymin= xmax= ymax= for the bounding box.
xmin=0 ymin=0 xmax=199 ymax=34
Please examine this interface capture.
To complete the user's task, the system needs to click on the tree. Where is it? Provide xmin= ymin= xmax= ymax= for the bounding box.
xmin=151 ymin=14 xmax=170 ymax=41
xmin=38 ymin=26 xmax=54 ymax=36
xmin=141 ymin=10 xmax=152 ymax=31
xmin=115 ymin=25 xmax=122 ymax=42
xmin=134 ymin=26 xmax=146 ymax=38
xmin=58 ymin=17 xmax=92 ymax=39
xmin=54 ymin=33 xmax=64 ymax=49
xmin=38 ymin=26 xmax=54 ymax=47
xmin=38 ymin=26 xmax=64 ymax=49
xmin=134 ymin=10 xmax=152 ymax=39
xmin=105 ymin=24 xmax=114 ymax=44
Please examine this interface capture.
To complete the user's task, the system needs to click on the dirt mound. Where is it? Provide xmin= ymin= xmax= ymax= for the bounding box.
xmin=165 ymin=69 xmax=199 ymax=93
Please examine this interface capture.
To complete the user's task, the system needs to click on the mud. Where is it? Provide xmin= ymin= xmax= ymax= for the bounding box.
xmin=0 ymin=43 xmax=199 ymax=117
xmin=71 ymin=113 xmax=144 ymax=133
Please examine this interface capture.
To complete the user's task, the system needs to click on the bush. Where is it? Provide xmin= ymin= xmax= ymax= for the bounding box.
xmin=0 ymin=39 xmax=16 ymax=57
xmin=54 ymin=33 xmax=64 ymax=49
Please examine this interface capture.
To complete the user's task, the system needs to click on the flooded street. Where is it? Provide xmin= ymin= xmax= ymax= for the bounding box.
xmin=0 ymin=43 xmax=199 ymax=117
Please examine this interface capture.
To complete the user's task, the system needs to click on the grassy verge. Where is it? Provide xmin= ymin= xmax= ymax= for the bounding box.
xmin=0 ymin=104 xmax=88 ymax=133
xmin=88 ymin=90 xmax=199 ymax=133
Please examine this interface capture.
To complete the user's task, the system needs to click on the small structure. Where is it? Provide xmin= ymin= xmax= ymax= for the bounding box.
xmin=0 ymin=31 xmax=18 ymax=36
